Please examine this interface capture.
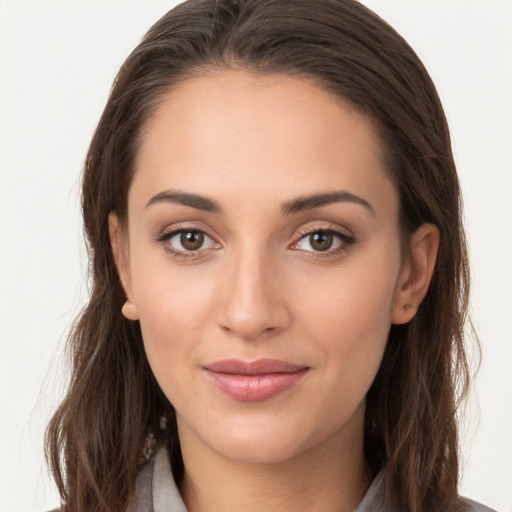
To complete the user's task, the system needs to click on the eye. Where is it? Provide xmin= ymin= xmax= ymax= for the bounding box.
xmin=157 ymin=228 xmax=219 ymax=257
xmin=293 ymin=228 xmax=354 ymax=254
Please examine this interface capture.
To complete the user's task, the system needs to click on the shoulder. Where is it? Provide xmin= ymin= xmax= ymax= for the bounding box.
xmin=45 ymin=459 xmax=159 ymax=512
xmin=460 ymin=497 xmax=497 ymax=512
xmin=128 ymin=455 xmax=157 ymax=512
xmin=353 ymin=468 xmax=497 ymax=512
xmin=129 ymin=446 xmax=188 ymax=512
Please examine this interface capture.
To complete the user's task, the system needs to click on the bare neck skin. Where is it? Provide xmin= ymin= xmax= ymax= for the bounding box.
xmin=178 ymin=401 xmax=372 ymax=512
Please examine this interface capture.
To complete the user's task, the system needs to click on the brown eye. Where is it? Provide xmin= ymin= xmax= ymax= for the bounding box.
xmin=309 ymin=231 xmax=333 ymax=251
xmin=294 ymin=228 xmax=354 ymax=255
xmin=180 ymin=230 xmax=204 ymax=251
xmin=159 ymin=228 xmax=218 ymax=256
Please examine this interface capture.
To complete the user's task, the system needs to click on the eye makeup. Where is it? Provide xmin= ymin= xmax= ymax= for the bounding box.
xmin=290 ymin=225 xmax=356 ymax=259
xmin=154 ymin=220 xmax=357 ymax=262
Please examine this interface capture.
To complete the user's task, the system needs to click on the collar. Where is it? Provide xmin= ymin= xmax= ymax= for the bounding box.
xmin=147 ymin=447 xmax=388 ymax=512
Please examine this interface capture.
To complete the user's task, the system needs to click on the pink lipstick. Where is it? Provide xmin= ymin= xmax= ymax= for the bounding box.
xmin=203 ymin=359 xmax=309 ymax=402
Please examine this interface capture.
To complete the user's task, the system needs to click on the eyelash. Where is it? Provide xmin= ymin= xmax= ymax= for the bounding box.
xmin=155 ymin=225 xmax=219 ymax=260
xmin=155 ymin=224 xmax=356 ymax=261
xmin=290 ymin=226 xmax=356 ymax=259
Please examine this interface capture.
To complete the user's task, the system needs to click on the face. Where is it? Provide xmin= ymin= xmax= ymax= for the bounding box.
xmin=113 ymin=70 xmax=414 ymax=465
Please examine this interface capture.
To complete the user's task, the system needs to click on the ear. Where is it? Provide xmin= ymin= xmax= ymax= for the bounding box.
xmin=391 ymin=223 xmax=440 ymax=325
xmin=108 ymin=212 xmax=139 ymax=321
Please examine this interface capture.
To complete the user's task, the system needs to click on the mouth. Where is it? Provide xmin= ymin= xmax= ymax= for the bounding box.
xmin=203 ymin=359 xmax=310 ymax=402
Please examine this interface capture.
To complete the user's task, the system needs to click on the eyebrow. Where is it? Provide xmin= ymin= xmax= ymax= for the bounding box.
xmin=145 ymin=190 xmax=221 ymax=212
xmin=145 ymin=189 xmax=374 ymax=215
xmin=280 ymin=191 xmax=374 ymax=216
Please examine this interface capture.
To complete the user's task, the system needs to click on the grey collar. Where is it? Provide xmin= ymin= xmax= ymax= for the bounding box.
xmin=146 ymin=447 xmax=389 ymax=512
xmin=152 ymin=447 xmax=188 ymax=512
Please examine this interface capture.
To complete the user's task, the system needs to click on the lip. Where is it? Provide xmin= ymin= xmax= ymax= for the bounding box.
xmin=203 ymin=358 xmax=309 ymax=402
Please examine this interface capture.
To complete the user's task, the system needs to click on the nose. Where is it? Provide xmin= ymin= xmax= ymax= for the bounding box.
xmin=216 ymin=247 xmax=292 ymax=341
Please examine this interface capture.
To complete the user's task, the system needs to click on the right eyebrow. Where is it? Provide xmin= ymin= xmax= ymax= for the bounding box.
xmin=145 ymin=190 xmax=222 ymax=213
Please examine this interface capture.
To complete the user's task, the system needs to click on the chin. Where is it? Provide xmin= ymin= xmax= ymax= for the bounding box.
xmin=182 ymin=409 xmax=336 ymax=466
xmin=210 ymin=429 xmax=308 ymax=464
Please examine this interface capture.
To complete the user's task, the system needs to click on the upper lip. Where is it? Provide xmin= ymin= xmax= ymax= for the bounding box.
xmin=204 ymin=358 xmax=308 ymax=375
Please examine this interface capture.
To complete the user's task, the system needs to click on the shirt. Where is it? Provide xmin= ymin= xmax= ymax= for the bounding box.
xmin=130 ymin=447 xmax=496 ymax=512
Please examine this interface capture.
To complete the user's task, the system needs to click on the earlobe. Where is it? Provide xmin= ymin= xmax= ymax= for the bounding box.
xmin=121 ymin=299 xmax=140 ymax=321
xmin=108 ymin=212 xmax=139 ymax=321
xmin=391 ymin=223 xmax=440 ymax=325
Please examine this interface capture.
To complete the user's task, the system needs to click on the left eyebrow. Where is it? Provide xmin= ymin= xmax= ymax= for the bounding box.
xmin=280 ymin=190 xmax=374 ymax=216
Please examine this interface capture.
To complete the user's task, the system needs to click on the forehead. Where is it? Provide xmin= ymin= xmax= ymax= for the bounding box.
xmin=131 ymin=70 xmax=397 ymax=218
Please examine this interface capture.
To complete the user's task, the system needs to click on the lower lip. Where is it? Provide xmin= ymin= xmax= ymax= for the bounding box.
xmin=204 ymin=369 xmax=309 ymax=402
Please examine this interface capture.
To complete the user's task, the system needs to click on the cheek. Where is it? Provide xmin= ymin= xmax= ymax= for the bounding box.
xmin=300 ymin=254 xmax=398 ymax=331
xmin=138 ymin=274 xmax=213 ymax=332
xmin=129 ymin=250 xmax=218 ymax=391
xmin=296 ymin=248 xmax=400 ymax=386
xmin=131 ymin=232 xmax=217 ymax=326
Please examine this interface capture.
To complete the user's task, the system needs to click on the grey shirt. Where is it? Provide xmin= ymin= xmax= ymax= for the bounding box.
xmin=130 ymin=447 xmax=495 ymax=512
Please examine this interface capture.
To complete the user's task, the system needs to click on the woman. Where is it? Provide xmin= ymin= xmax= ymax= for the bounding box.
xmin=45 ymin=1 xmax=495 ymax=511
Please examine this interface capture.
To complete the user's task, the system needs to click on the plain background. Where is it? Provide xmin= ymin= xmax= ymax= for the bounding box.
xmin=0 ymin=1 xmax=511 ymax=511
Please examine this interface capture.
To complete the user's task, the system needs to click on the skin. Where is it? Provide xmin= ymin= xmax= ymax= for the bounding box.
xmin=110 ymin=70 xmax=439 ymax=512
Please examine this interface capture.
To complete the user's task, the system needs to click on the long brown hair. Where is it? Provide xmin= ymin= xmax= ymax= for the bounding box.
xmin=46 ymin=1 xmax=472 ymax=511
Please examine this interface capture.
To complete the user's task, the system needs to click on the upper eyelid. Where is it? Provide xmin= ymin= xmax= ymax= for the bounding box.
xmin=161 ymin=229 xmax=216 ymax=242
xmin=291 ymin=228 xmax=353 ymax=249
xmin=292 ymin=222 xmax=354 ymax=239
xmin=157 ymin=222 xmax=218 ymax=241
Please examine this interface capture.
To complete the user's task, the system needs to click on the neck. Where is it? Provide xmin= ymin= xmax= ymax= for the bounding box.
xmin=178 ymin=411 xmax=373 ymax=512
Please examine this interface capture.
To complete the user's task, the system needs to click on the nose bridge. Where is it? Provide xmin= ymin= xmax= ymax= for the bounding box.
xmin=217 ymin=241 xmax=289 ymax=340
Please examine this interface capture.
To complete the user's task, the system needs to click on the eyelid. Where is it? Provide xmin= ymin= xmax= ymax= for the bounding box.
xmin=155 ymin=223 xmax=221 ymax=259
xmin=155 ymin=220 xmax=220 ymax=241
xmin=289 ymin=223 xmax=356 ymax=255
xmin=292 ymin=221 xmax=354 ymax=243
xmin=294 ymin=220 xmax=353 ymax=237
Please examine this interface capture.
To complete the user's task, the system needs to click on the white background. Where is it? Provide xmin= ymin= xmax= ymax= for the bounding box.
xmin=0 ymin=1 xmax=511 ymax=511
